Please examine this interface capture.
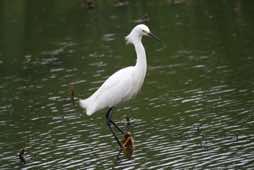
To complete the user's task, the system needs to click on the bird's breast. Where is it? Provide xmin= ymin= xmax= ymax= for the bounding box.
xmin=131 ymin=67 xmax=147 ymax=96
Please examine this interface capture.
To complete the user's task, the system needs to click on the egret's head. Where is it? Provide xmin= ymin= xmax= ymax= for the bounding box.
xmin=125 ymin=24 xmax=159 ymax=44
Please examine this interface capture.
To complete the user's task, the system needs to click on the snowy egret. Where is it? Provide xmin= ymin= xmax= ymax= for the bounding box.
xmin=80 ymin=24 xmax=159 ymax=147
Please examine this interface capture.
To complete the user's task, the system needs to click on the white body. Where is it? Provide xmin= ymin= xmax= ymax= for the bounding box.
xmin=80 ymin=24 xmax=150 ymax=116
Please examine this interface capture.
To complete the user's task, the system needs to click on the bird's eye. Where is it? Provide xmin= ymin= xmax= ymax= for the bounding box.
xmin=142 ymin=30 xmax=147 ymax=34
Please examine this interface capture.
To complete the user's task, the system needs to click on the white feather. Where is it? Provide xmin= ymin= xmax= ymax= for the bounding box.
xmin=80 ymin=24 xmax=150 ymax=116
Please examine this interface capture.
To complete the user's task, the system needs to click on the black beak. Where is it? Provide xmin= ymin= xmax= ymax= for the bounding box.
xmin=148 ymin=32 xmax=160 ymax=41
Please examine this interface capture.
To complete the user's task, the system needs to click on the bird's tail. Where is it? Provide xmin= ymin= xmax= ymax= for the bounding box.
xmin=79 ymin=98 xmax=94 ymax=116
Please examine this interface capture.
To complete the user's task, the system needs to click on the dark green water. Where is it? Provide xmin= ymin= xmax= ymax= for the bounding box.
xmin=1 ymin=0 xmax=254 ymax=169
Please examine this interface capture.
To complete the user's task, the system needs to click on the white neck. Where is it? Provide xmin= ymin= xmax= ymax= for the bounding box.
xmin=134 ymin=39 xmax=147 ymax=80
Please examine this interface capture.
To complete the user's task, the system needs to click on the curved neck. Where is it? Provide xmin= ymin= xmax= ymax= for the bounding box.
xmin=134 ymin=40 xmax=147 ymax=73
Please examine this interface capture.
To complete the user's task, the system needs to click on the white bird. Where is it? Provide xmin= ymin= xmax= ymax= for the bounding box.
xmin=79 ymin=24 xmax=159 ymax=147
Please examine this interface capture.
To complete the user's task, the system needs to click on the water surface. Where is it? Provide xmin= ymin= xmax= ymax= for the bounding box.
xmin=1 ymin=0 xmax=254 ymax=169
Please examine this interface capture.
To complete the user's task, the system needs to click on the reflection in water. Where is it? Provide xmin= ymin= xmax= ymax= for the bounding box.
xmin=0 ymin=0 xmax=254 ymax=169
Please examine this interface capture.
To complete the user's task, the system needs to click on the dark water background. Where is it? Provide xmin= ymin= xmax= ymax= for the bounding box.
xmin=1 ymin=0 xmax=254 ymax=169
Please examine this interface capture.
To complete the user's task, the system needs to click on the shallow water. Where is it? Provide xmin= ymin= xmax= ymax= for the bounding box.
xmin=1 ymin=0 xmax=254 ymax=169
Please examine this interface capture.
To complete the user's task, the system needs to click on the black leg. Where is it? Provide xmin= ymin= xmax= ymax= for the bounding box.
xmin=106 ymin=108 xmax=124 ymax=134
xmin=110 ymin=120 xmax=124 ymax=134
xmin=106 ymin=108 xmax=123 ymax=148
xmin=116 ymin=148 xmax=123 ymax=160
